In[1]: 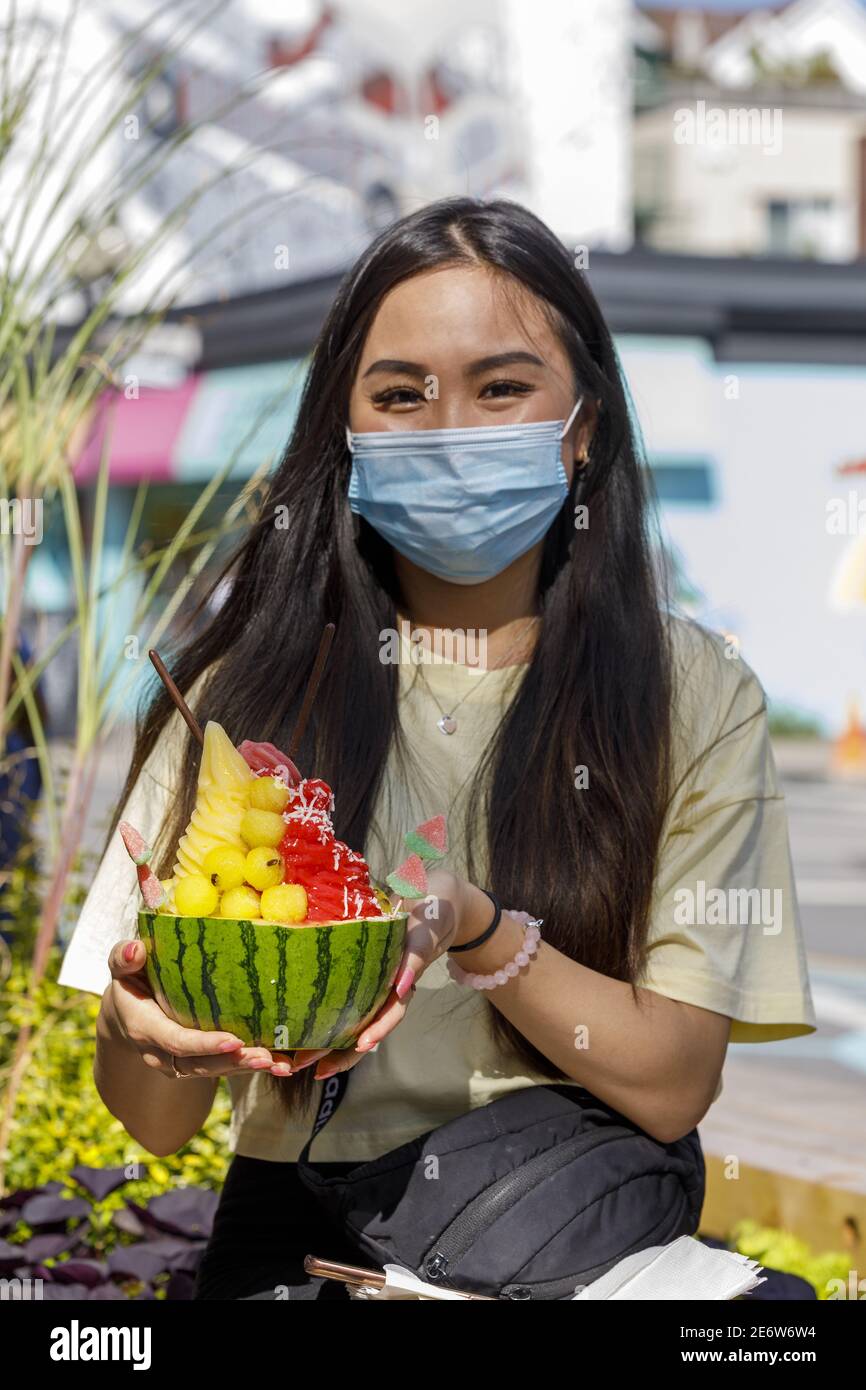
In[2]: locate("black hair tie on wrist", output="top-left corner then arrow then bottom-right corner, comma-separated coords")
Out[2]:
447,889 -> 502,954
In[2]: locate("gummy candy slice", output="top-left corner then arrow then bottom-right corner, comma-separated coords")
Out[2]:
386,854 -> 428,899
119,820 -> 166,909
404,814 -> 448,861
119,820 -> 151,866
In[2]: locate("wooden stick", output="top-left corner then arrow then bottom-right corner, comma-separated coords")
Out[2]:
148,649 -> 204,747
287,622 -> 335,760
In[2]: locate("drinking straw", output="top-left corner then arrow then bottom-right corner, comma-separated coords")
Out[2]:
148,649 -> 204,746
149,625 -> 335,761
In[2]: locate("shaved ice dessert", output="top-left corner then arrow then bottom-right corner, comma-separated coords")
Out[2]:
133,722 -> 404,1049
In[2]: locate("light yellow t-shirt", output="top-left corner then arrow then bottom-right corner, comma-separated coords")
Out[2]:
59,617 -> 816,1162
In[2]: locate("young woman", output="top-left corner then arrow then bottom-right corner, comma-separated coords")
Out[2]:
60,197 -> 815,1301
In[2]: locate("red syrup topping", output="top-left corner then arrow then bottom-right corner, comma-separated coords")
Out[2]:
276,777 -> 384,922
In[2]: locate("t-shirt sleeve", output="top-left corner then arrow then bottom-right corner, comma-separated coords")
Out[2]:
637,646 -> 817,1044
57,719 -> 182,997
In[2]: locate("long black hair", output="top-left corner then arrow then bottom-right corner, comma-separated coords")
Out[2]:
116,197 -> 672,1116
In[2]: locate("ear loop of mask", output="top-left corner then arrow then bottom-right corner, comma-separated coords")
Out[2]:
559,395 -> 584,441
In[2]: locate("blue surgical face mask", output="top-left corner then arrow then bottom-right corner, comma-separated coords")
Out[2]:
346,397 -> 583,584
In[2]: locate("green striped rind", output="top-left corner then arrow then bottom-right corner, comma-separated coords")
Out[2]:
138,911 -> 407,1050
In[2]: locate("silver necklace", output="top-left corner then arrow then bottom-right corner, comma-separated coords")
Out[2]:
415,617 -> 539,734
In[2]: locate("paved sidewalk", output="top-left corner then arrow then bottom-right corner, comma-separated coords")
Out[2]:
701,739 -> 866,1240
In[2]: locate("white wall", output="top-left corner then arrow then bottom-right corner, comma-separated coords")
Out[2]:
619,336 -> 866,731
635,101 -> 866,258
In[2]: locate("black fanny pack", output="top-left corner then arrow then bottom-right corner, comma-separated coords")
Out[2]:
296,1071 -> 705,1301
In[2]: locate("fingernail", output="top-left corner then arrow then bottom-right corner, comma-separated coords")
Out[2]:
395,967 -> 415,1000
270,1063 -> 292,1076
314,1064 -> 339,1080
219,1039 -> 243,1052
246,1058 -> 273,1069
123,943 -> 138,963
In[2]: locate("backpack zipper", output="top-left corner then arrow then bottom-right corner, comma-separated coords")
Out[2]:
421,1127 -> 626,1291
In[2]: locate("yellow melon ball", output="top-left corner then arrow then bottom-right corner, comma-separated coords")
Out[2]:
220,885 -> 262,920
249,776 -> 291,813
174,875 -> 219,917
244,845 -> 285,891
240,808 -> 286,849
260,883 -> 308,924
202,844 -> 246,892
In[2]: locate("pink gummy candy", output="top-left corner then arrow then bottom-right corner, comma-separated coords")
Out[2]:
137,863 -> 166,910
119,820 -> 165,909
237,740 -> 302,786
119,820 -> 150,866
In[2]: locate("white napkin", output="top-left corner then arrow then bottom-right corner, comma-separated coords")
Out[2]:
347,1238 -> 765,1301
571,1236 -> 765,1301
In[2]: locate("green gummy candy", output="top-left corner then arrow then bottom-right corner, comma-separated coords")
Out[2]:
386,871 -> 421,898
404,830 -> 444,860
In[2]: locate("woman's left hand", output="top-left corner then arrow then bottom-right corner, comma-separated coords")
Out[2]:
283,868 -> 484,1081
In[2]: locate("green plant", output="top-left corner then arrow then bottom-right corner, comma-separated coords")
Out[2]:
766,703 -> 824,739
730,1220 -> 852,1300
0,2 -> 305,1187
0,949 -> 230,1243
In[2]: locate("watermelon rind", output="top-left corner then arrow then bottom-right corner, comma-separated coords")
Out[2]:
138,910 -> 407,1050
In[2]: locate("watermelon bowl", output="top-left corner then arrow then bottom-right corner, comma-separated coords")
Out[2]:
138,909 -> 408,1050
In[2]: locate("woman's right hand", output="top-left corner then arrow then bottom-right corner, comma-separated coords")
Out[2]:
103,939 -> 279,1079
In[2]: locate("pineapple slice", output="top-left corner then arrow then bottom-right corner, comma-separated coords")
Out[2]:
173,721 -> 256,882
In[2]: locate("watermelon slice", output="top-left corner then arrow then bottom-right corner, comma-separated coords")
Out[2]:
119,821 -> 166,910
238,740 -> 301,785
139,908 -> 406,1049
404,814 -> 448,861
386,854 -> 428,899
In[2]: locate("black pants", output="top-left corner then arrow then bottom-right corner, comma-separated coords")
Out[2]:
194,1155 -> 369,1300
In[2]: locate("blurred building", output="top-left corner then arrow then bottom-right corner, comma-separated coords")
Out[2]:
503,0 -> 632,249
635,0 -> 866,259
17,0 -> 630,318
9,0 -> 866,736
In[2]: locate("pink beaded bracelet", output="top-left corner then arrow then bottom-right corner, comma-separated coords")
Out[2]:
445,909 -> 542,990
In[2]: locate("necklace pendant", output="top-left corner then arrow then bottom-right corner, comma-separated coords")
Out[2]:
437,714 -> 457,735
